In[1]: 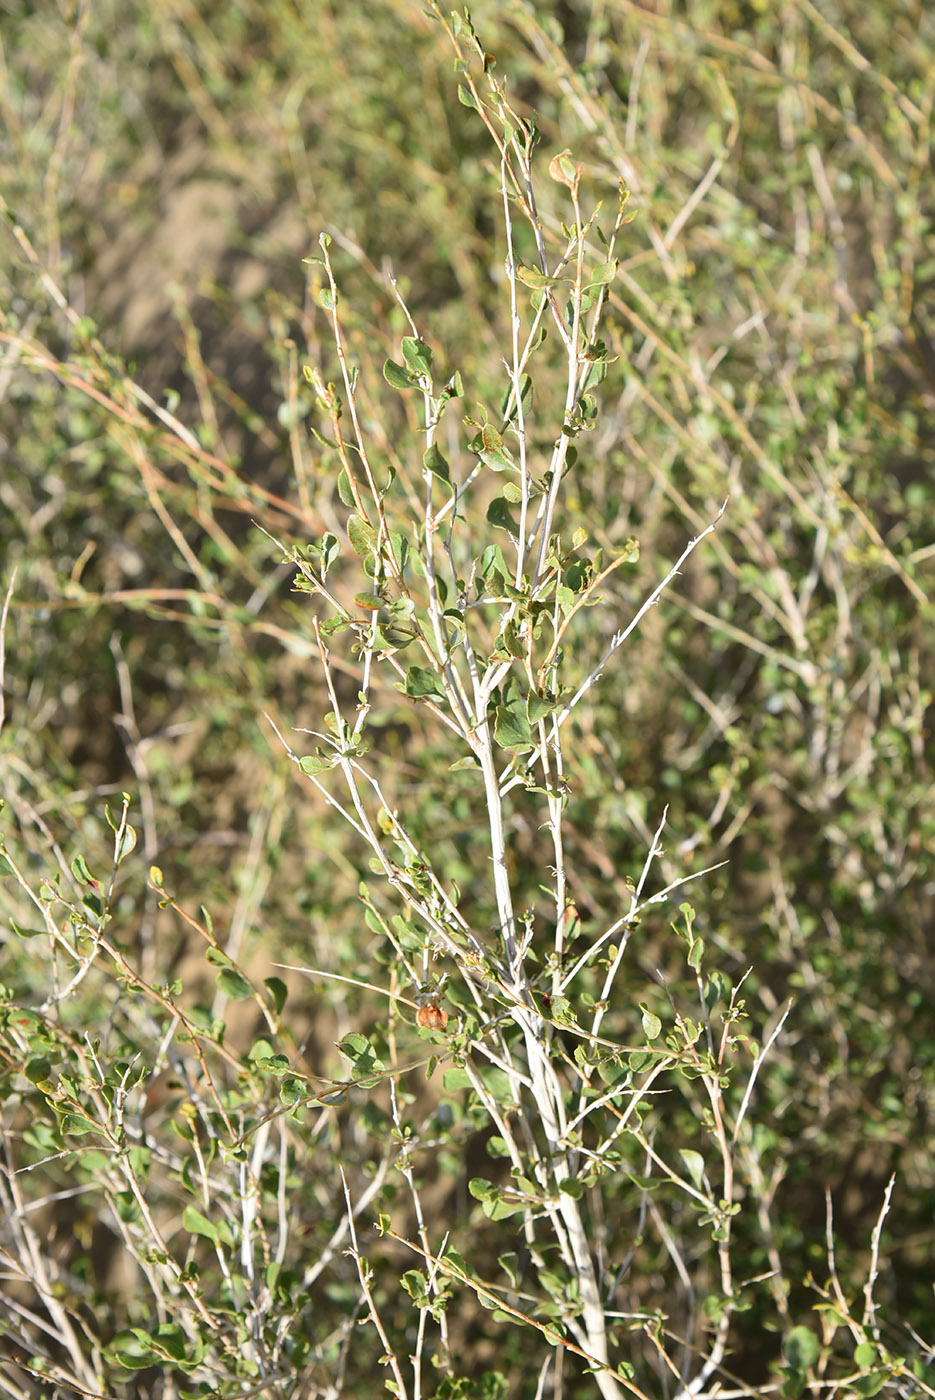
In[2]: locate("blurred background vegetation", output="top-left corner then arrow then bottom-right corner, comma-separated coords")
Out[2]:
1,0 -> 933,1395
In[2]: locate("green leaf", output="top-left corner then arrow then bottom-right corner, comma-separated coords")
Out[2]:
401,336 -> 433,378
443,607 -> 465,643
336,1031 -> 384,1076
182,1205 -> 219,1245
281,1076 -> 306,1106
679,1149 -> 705,1189
216,967 -> 253,1001
549,995 -> 577,1026
587,259 -> 618,286
486,496 -> 519,539
114,1190 -> 142,1224
401,1268 -> 428,1303
347,515 -> 376,556
59,1113 -> 102,1137
784,1326 -> 820,1371
264,977 -> 288,1014
457,83 -> 478,110
481,423 -> 511,462
469,1180 -> 524,1220
624,1172 -> 658,1192
71,853 -> 93,884
853,1375 -> 889,1398
114,817 -> 137,856
404,666 -> 447,700
538,1269 -> 566,1300
387,597 -> 415,623
687,937 -> 705,971
388,529 -> 410,571
374,623 -> 414,651
423,442 -> 451,483
596,1055 -> 628,1086
479,543 -> 508,578
640,1004 -> 662,1040
484,1194 -> 523,1221
383,358 -> 418,389
0,853 -> 13,876
703,970 -> 731,1007
498,622 -> 525,659
319,531 -> 340,574
516,264 -> 564,290
299,753 -> 336,775
337,467 -> 355,506
493,705 -> 533,753
526,692 -> 556,724
10,920 -> 47,938
109,1332 -> 155,1371
24,1056 -> 52,1085
144,1323 -> 187,1362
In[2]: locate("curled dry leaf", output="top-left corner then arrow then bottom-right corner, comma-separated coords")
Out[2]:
416,1002 -> 449,1031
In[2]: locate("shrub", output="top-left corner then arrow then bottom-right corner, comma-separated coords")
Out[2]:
1,3 -> 933,1398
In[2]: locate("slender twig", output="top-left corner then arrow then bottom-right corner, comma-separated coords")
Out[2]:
557,502 -> 728,728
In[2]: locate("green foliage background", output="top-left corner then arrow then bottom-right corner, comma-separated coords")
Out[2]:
1,0 -> 933,1396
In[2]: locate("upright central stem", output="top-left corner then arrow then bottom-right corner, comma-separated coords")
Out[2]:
475,719 -> 623,1399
